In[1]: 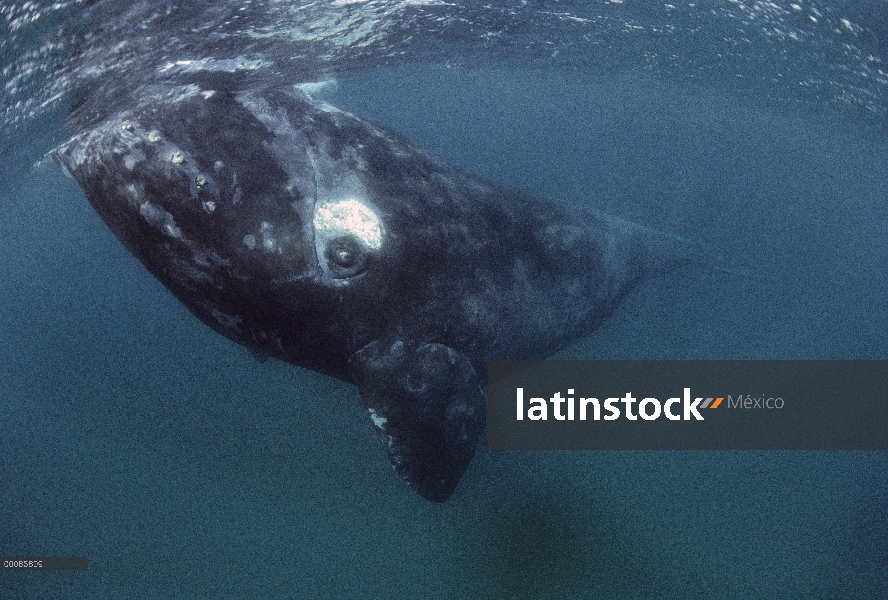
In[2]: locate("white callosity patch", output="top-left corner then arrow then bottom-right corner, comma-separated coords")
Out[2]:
124,147 -> 146,171
313,198 -> 383,250
210,308 -> 243,333
139,201 -> 183,239
367,407 -> 387,430
124,184 -> 142,204
243,222 -> 281,253
260,221 -> 277,252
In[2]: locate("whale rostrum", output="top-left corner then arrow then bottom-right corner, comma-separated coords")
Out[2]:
53,85 -> 687,502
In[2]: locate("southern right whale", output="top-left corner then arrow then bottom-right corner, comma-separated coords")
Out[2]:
52,84 -> 688,502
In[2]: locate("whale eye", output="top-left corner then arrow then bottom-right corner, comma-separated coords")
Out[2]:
324,235 -> 367,278
313,198 -> 383,280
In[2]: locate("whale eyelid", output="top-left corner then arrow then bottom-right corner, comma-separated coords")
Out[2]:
312,198 -> 383,250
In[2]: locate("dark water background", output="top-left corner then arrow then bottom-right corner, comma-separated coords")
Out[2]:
2,1 -> 888,598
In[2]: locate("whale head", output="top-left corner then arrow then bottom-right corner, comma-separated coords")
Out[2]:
54,86 -> 399,374
53,85 -> 489,502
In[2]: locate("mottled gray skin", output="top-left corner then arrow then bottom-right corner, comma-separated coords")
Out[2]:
53,85 -> 685,502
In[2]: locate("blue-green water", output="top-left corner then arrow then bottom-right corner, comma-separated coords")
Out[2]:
2,2 -> 887,598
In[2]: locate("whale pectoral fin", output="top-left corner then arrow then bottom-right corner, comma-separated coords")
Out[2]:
348,339 -> 485,502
